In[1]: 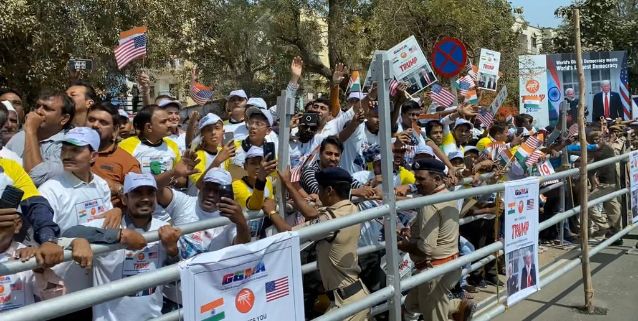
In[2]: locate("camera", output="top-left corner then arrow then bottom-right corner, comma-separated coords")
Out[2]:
301,113 -> 320,126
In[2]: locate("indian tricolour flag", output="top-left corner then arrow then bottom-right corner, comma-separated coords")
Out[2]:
347,70 -> 361,94
464,89 -> 478,105
522,95 -> 541,111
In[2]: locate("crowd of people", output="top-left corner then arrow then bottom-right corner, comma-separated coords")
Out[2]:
0,56 -> 636,321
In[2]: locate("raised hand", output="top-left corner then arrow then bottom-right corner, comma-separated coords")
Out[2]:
332,63 -> 347,85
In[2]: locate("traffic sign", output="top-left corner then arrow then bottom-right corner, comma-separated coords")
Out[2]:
431,37 -> 467,78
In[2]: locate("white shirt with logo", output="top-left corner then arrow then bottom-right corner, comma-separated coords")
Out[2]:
86,218 -> 169,321
0,242 -> 35,312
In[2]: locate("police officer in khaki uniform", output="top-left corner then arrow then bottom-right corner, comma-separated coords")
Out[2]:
272,166 -> 370,321
398,159 -> 472,321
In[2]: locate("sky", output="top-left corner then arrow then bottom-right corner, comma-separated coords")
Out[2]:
510,0 -> 574,28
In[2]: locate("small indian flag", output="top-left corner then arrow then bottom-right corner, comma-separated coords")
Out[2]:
464,89 -> 478,105
200,298 -> 225,321
522,95 -> 541,111
347,70 -> 361,93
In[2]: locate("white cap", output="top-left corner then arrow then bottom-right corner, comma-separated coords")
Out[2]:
1,100 -> 16,113
447,151 -> 463,160
347,92 -> 365,101
118,109 -> 129,119
246,97 -> 267,109
203,168 -> 232,185
269,105 -> 279,121
227,89 -> 247,100
246,106 -> 273,127
245,146 -> 264,159
62,127 -> 100,151
464,146 -> 479,155
157,98 -> 183,109
415,145 -> 435,157
123,172 -> 157,194
570,155 -> 580,163
198,113 -> 222,131
454,118 -> 474,129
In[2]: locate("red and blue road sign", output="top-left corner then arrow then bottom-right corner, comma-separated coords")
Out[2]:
431,37 -> 467,78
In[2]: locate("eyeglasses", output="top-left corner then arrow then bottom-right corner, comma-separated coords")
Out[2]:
247,120 -> 268,128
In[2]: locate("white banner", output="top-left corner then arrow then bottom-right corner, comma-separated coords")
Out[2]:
489,85 -> 508,115
504,177 -> 540,306
519,55 -> 550,128
478,48 -> 501,91
629,151 -> 638,224
388,35 -> 437,95
179,232 -> 304,321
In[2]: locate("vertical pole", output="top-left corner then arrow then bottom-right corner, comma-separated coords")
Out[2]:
574,8 -> 595,313
559,181 -> 566,245
559,100 -> 570,245
376,52 -> 402,321
277,90 -> 292,219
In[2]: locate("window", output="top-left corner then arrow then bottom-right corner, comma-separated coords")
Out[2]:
531,34 -> 538,48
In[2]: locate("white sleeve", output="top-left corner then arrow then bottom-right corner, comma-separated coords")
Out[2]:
38,182 -> 61,222
165,190 -> 198,226
100,180 -> 113,211
323,108 -> 355,136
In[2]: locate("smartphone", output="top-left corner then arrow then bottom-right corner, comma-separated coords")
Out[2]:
301,113 -> 320,126
223,132 -> 234,145
219,184 -> 234,201
263,142 -> 275,162
0,185 -> 24,209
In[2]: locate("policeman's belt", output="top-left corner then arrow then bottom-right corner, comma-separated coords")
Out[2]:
326,279 -> 363,301
415,253 -> 459,271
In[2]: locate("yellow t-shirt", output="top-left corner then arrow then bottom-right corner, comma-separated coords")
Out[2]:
0,158 -> 40,200
232,178 -> 275,211
398,166 -> 416,185
476,136 -> 494,152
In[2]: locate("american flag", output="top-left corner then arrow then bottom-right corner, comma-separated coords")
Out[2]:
265,277 -> 289,302
190,82 -> 214,105
467,64 -> 479,82
389,79 -> 399,96
477,108 -> 494,128
429,84 -> 455,107
619,56 -> 631,120
291,147 -> 319,182
115,34 -> 147,70
567,123 -> 578,138
524,134 -> 541,150
525,150 -> 544,167
456,75 -> 476,96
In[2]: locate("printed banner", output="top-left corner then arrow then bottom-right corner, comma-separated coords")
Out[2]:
490,86 -> 508,115
388,35 -> 437,95
519,55 -> 550,128
629,151 -> 638,224
504,177 -> 540,306
179,232 -> 304,321
478,49 -> 501,91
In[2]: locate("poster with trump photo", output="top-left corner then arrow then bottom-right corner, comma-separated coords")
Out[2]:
179,232 -> 304,321
387,35 -> 437,95
478,48 -> 500,91
504,177 -> 540,306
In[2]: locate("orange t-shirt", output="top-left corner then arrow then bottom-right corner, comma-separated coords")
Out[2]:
92,144 -> 141,208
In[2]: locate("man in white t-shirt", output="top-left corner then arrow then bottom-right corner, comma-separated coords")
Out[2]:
38,127 -> 122,294
79,172 -> 181,321
223,89 -> 248,135
0,101 -> 22,164
157,98 -> 187,153
157,167 -> 250,258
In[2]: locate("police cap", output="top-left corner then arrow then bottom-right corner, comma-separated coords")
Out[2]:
315,167 -> 353,186
412,158 -> 446,174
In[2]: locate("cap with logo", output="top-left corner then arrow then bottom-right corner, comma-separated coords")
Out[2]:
123,172 -> 157,194
203,168 -> 232,185
227,89 -> 248,100
412,158 -> 446,174
62,127 -> 100,152
198,113 -> 223,131
246,106 -> 273,127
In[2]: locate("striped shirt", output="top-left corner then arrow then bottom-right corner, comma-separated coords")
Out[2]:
300,160 -> 362,195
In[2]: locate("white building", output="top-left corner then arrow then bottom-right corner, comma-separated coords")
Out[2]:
512,9 -> 556,55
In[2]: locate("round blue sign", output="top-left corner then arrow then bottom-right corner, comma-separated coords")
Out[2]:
431,37 -> 467,78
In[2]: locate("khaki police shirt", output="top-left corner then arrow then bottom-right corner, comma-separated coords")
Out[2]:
409,190 -> 459,263
294,199 -> 361,291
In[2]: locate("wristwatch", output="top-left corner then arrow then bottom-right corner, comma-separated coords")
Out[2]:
267,210 -> 278,218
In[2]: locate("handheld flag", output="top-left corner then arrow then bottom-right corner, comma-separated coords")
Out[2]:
115,27 -> 147,69
477,108 -> 494,128
347,70 -> 361,94
464,89 -> 478,105
190,82 -> 214,105
429,84 -> 455,107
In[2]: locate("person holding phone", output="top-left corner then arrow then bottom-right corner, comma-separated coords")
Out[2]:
187,113 -> 235,196
230,106 -> 278,180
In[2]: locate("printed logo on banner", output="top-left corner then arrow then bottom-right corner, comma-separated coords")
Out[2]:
235,288 -> 255,313
518,201 -> 524,214
507,202 -> 516,215
525,80 -> 540,93
265,276 -> 289,302
221,261 -> 266,287
514,187 -> 529,196
200,298 -> 225,321
526,199 -> 535,210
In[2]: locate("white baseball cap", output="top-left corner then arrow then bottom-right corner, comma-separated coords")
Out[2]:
157,98 -> 183,109
246,106 -> 273,127
227,89 -> 247,100
118,109 -> 129,119
415,145 -> 435,157
447,151 -> 464,161
0,101 -> 18,124
198,113 -> 222,131
62,127 -> 100,151
245,146 -> 264,159
347,92 -> 365,101
454,118 -> 474,129
246,97 -> 267,109
123,172 -> 157,194
464,146 -> 479,155
203,168 -> 232,185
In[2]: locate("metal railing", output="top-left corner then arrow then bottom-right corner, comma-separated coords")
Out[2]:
0,152 -> 630,321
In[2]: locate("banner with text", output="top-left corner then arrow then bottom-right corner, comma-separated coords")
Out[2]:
478,49 -> 501,91
519,55 -> 550,128
629,151 -> 638,224
388,35 -> 437,95
504,177 -> 540,306
179,232 -> 304,321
